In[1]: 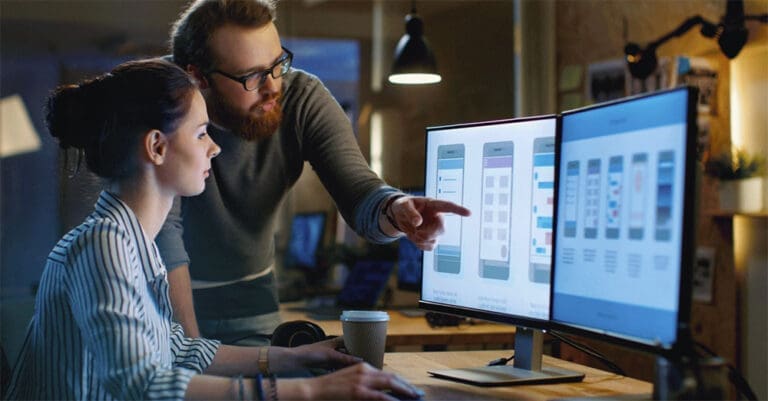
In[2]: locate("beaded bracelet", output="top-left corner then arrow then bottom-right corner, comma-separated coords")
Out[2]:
266,374 -> 278,401
382,194 -> 406,232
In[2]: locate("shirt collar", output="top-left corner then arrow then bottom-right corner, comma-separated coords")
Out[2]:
93,191 -> 165,280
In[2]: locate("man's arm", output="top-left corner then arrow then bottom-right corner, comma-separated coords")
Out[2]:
168,264 -> 200,337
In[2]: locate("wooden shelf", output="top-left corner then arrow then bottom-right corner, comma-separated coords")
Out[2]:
704,210 -> 768,219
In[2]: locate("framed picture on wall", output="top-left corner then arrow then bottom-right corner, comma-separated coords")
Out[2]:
627,57 -> 672,95
585,59 -> 626,104
671,56 -> 718,114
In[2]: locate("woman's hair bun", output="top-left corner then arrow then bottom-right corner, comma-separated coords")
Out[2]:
44,59 -> 196,180
45,77 -> 110,151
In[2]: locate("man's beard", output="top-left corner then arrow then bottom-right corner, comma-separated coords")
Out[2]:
207,88 -> 283,141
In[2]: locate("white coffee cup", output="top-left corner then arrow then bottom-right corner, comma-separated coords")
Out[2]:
340,310 -> 389,369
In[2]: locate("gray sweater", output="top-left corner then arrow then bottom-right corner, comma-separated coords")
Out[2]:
156,69 -> 399,318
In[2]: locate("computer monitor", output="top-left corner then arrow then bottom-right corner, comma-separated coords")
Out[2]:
420,116 -> 584,385
284,212 -> 327,271
397,188 -> 425,292
551,87 -> 697,395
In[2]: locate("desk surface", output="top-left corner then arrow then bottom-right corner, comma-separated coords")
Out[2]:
384,350 -> 652,400
280,303 -> 516,347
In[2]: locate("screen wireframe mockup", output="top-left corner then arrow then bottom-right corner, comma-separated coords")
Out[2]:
422,116 -> 557,323
552,87 -> 695,349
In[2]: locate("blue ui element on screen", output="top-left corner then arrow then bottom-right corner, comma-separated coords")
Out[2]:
553,88 -> 691,348
435,145 -> 465,274
285,212 -> 326,270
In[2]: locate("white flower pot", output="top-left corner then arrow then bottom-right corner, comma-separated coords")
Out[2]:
718,177 -> 764,213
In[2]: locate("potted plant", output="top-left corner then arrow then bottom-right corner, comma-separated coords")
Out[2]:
704,148 -> 766,212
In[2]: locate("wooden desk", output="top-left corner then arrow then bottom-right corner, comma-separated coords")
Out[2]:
384,350 -> 652,400
280,303 -> 516,348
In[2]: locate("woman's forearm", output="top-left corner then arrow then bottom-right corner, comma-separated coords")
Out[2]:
204,344 -> 262,376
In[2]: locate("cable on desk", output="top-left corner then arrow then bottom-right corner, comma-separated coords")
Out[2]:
694,341 -> 757,401
487,355 -> 514,366
549,330 -> 626,376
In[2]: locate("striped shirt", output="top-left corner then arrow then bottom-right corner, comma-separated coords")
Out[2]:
6,191 -> 220,400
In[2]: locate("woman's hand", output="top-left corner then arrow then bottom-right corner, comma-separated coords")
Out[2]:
269,337 -> 362,372
279,363 -> 423,401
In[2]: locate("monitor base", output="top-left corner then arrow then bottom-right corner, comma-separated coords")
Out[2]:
551,394 -> 651,401
429,364 -> 585,386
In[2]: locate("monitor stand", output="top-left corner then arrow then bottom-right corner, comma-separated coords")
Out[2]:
428,326 -> 585,386
551,355 -> 728,401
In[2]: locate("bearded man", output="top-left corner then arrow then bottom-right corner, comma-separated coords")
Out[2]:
157,0 -> 470,344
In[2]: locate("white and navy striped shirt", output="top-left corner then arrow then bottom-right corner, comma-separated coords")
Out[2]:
6,191 -> 220,400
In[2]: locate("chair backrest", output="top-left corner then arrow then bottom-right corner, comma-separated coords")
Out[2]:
1,343 -> 10,399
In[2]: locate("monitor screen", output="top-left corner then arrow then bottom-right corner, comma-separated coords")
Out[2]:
284,212 -> 327,270
337,260 -> 396,308
419,116 -> 584,386
420,116 -> 557,327
397,188 -> 425,292
551,87 -> 697,352
397,238 -> 423,292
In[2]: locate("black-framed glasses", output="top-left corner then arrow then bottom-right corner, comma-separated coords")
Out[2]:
208,47 -> 293,91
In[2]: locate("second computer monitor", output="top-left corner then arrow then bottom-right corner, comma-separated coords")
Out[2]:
421,116 -> 557,326
551,86 -> 698,354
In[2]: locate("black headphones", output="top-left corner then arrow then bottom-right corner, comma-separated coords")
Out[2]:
425,312 -> 469,328
270,320 -> 327,347
227,320 -> 328,347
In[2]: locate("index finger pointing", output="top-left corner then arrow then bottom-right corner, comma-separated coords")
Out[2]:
426,200 -> 471,216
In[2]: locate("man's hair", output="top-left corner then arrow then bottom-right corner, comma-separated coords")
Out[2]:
171,0 -> 277,72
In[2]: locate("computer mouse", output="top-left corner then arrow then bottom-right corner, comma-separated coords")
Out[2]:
385,390 -> 424,401
386,385 -> 425,401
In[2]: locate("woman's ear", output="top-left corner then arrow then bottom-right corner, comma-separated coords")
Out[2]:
186,64 -> 209,89
144,129 -> 168,165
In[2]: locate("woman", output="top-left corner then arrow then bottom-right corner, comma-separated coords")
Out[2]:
5,59 -> 420,401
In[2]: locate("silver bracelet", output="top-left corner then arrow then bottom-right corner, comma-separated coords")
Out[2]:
236,375 -> 245,401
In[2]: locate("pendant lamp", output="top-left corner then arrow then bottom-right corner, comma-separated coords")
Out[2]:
388,2 -> 441,85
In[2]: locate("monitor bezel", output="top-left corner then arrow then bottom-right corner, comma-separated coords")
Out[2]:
548,86 -> 698,357
418,114 -> 558,331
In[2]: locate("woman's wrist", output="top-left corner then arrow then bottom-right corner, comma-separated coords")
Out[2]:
263,346 -> 292,374
277,378 -> 312,400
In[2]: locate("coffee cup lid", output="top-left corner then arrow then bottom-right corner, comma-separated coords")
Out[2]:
340,310 -> 390,322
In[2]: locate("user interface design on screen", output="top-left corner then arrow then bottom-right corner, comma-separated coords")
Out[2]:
423,117 -> 557,321
552,88 -> 693,348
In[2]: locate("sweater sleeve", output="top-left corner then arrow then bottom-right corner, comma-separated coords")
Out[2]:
291,73 -> 400,243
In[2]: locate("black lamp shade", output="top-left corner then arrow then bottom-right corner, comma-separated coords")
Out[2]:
388,13 -> 441,84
